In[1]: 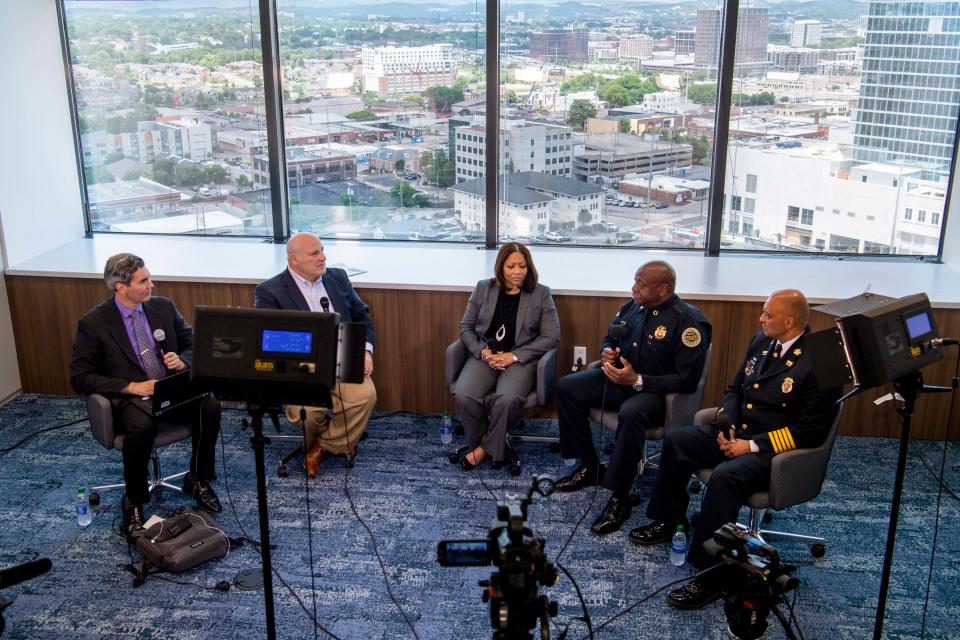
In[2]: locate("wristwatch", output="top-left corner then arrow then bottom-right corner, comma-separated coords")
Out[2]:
512,354 -> 519,363
632,375 -> 644,391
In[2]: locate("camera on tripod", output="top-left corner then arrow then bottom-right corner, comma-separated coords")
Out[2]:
704,523 -> 800,640
437,476 -> 558,640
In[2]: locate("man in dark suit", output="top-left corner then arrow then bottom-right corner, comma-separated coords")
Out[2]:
254,232 -> 377,476
554,260 -> 712,536
630,289 -> 842,610
70,253 -> 221,538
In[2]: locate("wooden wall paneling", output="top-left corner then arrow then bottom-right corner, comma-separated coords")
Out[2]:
6,274 -> 959,439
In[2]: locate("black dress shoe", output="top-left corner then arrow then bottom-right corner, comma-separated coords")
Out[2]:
182,473 -> 223,513
460,456 -> 476,472
121,494 -> 145,539
666,576 -> 723,610
590,495 -> 632,535
555,463 -> 606,493
628,521 -> 677,546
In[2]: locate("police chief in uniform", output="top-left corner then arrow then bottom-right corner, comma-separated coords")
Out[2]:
629,289 -> 842,610
554,260 -> 712,536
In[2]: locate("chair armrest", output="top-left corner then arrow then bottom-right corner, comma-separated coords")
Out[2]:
535,348 -> 557,405
86,394 -> 117,450
586,359 -> 601,371
694,407 -> 718,427
768,427 -> 838,510
444,339 -> 469,391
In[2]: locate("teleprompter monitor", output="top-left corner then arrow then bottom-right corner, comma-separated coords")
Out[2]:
191,306 -> 343,408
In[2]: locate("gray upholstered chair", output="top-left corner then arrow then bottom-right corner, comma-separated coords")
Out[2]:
444,338 -> 557,475
692,404 -> 844,557
588,343 -> 712,489
86,393 -> 190,505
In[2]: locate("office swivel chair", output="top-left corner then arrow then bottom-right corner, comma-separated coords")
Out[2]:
85,393 -> 189,506
692,404 -> 844,557
444,338 -> 558,476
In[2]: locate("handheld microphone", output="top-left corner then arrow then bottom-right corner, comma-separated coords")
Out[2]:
715,413 -> 733,436
152,328 -> 167,354
608,324 -> 627,368
0,558 -> 52,589
319,296 -> 330,313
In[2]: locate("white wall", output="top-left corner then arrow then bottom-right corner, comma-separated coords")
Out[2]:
0,1 -> 85,268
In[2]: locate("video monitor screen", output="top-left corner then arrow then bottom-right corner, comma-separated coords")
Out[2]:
261,329 -> 312,355
903,311 -> 933,341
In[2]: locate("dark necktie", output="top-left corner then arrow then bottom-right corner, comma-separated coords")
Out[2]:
133,309 -> 166,380
759,342 -> 781,375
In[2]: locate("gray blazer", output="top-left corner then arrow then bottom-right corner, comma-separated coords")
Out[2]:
459,279 -> 560,365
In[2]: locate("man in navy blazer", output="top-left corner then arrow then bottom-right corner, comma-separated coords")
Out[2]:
254,233 -> 377,476
70,254 -> 221,537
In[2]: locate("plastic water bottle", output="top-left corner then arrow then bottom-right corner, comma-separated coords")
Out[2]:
440,412 -> 453,445
76,486 -> 92,527
670,525 -> 687,566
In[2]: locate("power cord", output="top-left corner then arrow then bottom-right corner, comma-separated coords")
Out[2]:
336,382 -> 422,640
0,417 -> 87,453
555,561 -> 593,640
216,419 -> 343,640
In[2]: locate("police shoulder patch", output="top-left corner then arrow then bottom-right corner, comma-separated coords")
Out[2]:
681,327 -> 702,348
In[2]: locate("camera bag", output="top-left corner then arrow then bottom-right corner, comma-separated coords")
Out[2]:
134,508 -> 229,573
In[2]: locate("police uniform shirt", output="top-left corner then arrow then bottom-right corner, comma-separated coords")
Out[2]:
602,294 -> 711,396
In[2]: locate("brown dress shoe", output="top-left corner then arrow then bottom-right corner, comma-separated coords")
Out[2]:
303,440 -> 324,477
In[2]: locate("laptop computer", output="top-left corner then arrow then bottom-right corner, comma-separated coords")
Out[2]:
136,370 -> 209,417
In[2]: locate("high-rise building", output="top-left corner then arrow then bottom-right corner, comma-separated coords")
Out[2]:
618,35 -> 654,63
791,20 -> 823,47
453,120 -> 573,183
361,44 -> 456,98
768,46 -> 820,74
529,29 -> 589,61
695,8 -> 769,77
853,1 -> 960,171
674,30 -> 696,57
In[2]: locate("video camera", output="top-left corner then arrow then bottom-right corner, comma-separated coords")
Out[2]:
437,476 -> 558,640
704,523 -> 800,640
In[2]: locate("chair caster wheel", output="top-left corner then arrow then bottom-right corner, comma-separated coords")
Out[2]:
277,464 -> 288,478
89,492 -> 101,507
762,511 -> 773,524
510,464 -> 521,477
811,543 -> 826,558
689,480 -> 702,494
448,452 -> 461,464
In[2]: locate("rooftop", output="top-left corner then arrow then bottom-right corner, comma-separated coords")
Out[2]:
451,171 -> 603,206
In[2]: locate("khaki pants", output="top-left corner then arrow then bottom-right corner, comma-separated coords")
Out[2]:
285,376 -> 377,455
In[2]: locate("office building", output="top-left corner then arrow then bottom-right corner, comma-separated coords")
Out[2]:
695,8 -> 769,77
529,29 -> 589,62
618,35 -> 654,63
852,0 -> 960,172
361,44 -> 456,98
768,46 -> 821,74
674,30 -> 696,56
453,120 -> 573,182
791,20 -> 823,47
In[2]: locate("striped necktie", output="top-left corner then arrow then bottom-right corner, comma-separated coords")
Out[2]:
133,309 -> 166,380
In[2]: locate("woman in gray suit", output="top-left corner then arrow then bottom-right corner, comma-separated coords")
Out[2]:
455,243 -> 560,470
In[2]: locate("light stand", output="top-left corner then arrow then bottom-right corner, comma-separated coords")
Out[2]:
872,372 -> 950,640
246,404 -> 279,640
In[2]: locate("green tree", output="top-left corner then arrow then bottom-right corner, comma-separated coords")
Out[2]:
394,159 -> 405,173
413,193 -> 430,208
618,119 -> 632,133
566,99 -> 597,132
599,82 -> 633,108
425,84 -> 464,114
391,180 -> 417,207
236,175 -> 251,188
687,83 -> 718,105
346,110 -> 378,121
427,149 -> 455,188
578,209 -> 593,226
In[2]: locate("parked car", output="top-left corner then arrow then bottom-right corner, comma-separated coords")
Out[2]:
599,221 -> 619,232
543,231 -> 571,242
654,201 -> 668,209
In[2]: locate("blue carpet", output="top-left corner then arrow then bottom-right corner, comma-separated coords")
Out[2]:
0,395 -> 957,639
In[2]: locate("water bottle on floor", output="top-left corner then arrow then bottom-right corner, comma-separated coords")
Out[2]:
440,412 -> 453,445
670,525 -> 687,566
76,486 -> 92,527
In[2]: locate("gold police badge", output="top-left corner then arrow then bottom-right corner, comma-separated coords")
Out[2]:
793,348 -> 802,356
781,377 -> 794,394
681,327 -> 701,347
654,325 -> 668,340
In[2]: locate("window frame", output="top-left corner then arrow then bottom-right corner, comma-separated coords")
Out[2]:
59,0 -> 959,260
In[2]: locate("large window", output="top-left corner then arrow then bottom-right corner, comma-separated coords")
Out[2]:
277,1 -> 485,242
62,1 -> 958,257
721,1 -> 959,255
64,0 -> 274,237
496,2 -> 716,248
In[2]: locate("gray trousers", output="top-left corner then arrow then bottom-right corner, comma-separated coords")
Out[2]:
454,357 -> 536,462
